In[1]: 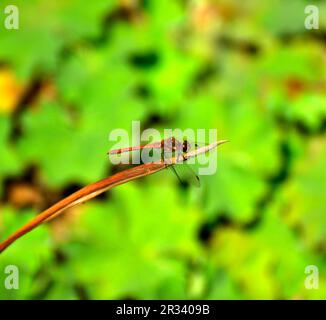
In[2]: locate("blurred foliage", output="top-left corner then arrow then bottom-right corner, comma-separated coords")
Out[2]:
0,0 -> 326,299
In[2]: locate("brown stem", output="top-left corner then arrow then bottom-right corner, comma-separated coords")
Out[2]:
0,140 -> 228,254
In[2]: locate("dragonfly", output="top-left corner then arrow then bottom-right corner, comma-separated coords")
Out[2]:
108,137 -> 201,187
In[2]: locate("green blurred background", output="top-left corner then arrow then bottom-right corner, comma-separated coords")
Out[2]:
0,0 -> 326,299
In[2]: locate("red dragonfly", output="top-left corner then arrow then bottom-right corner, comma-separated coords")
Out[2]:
108,137 -> 201,187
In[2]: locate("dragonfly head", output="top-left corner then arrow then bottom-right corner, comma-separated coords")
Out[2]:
182,140 -> 191,153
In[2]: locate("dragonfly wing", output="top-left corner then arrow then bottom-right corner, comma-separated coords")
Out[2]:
164,153 -> 200,188
109,141 -> 163,155
178,162 -> 201,187
169,165 -> 184,185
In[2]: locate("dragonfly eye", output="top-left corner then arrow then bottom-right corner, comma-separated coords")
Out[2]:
183,141 -> 189,153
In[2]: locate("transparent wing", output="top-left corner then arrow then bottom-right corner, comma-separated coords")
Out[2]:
164,152 -> 200,188
174,162 -> 201,187
169,165 -> 184,185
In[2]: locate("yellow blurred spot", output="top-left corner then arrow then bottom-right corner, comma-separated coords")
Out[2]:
0,68 -> 23,114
